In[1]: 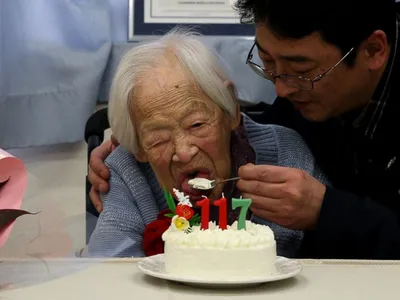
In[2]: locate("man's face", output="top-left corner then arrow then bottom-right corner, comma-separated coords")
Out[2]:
255,24 -> 377,121
132,66 -> 239,203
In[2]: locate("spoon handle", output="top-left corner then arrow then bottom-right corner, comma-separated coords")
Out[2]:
219,176 -> 241,184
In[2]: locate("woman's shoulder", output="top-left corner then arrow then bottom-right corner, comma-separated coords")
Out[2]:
105,146 -> 149,182
105,145 -> 136,169
241,113 -> 314,166
104,146 -> 162,197
104,146 -> 135,178
241,113 -> 303,143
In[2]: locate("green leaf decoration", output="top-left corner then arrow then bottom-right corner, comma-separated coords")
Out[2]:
164,213 -> 175,218
189,214 -> 201,226
163,187 -> 176,213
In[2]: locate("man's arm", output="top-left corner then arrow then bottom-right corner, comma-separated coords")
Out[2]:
300,188 -> 400,259
258,98 -> 400,259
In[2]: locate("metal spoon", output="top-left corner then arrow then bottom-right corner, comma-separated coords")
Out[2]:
188,177 -> 241,190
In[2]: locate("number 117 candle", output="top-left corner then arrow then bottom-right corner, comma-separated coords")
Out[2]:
213,194 -> 227,230
196,197 -> 210,230
232,197 -> 252,230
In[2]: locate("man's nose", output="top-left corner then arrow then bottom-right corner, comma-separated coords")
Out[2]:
275,78 -> 298,99
172,137 -> 198,163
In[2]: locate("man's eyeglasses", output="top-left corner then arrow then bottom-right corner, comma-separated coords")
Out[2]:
246,42 -> 354,91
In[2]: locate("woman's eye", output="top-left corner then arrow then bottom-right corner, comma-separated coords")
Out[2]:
152,140 -> 168,147
191,122 -> 204,129
145,138 -> 168,149
188,121 -> 211,137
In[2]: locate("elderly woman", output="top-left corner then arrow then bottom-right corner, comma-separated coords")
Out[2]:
87,29 -> 330,258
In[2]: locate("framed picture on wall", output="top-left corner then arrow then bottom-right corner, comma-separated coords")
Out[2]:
128,0 -> 255,40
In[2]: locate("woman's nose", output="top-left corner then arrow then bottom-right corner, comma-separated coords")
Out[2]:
275,78 -> 298,99
172,137 -> 198,163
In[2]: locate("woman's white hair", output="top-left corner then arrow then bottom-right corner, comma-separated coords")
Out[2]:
108,27 -> 238,154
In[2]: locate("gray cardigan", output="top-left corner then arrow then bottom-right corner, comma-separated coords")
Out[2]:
88,115 -> 330,258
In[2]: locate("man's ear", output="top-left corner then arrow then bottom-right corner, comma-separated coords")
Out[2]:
364,30 -> 389,71
222,80 -> 241,129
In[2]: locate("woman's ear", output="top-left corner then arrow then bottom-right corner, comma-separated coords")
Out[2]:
222,80 -> 241,129
232,103 -> 242,129
223,80 -> 235,97
134,147 -> 148,162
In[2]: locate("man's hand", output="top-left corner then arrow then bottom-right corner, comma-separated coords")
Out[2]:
237,163 -> 326,230
88,135 -> 118,213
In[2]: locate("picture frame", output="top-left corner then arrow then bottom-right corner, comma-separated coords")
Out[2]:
128,0 -> 255,41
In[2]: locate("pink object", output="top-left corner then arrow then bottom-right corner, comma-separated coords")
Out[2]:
0,148 -> 27,248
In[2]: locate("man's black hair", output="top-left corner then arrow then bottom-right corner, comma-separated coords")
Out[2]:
235,0 -> 397,65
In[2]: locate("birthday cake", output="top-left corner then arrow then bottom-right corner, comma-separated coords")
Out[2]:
160,188 -> 277,279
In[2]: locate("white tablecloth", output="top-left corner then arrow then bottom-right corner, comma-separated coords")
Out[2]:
1,258 -> 399,299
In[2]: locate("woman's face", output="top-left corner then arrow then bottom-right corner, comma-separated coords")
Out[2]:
131,67 -> 240,202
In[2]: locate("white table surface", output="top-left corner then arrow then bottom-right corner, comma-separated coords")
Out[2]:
1,258 -> 400,300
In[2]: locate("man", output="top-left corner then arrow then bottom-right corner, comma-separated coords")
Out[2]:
88,0 -> 400,259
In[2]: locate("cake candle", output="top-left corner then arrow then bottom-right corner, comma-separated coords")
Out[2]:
213,194 -> 227,230
196,197 -> 210,230
232,197 -> 252,230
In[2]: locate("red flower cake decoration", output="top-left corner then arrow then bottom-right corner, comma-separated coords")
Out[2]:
142,187 -> 200,256
170,188 -> 200,233
176,205 -> 194,220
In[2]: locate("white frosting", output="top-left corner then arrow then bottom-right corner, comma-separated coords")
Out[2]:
162,220 -> 275,249
187,178 -> 215,190
162,220 -> 277,279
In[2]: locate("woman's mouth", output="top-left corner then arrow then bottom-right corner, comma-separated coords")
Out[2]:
180,169 -> 212,199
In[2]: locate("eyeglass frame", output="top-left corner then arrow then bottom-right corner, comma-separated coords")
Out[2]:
246,42 -> 355,91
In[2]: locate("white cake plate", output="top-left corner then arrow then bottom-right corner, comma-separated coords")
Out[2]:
137,254 -> 302,288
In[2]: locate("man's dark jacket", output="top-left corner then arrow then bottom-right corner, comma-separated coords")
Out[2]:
249,12 -> 400,259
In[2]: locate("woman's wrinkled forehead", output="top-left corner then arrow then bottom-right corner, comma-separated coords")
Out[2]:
132,69 -> 214,119
138,79 -> 196,106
